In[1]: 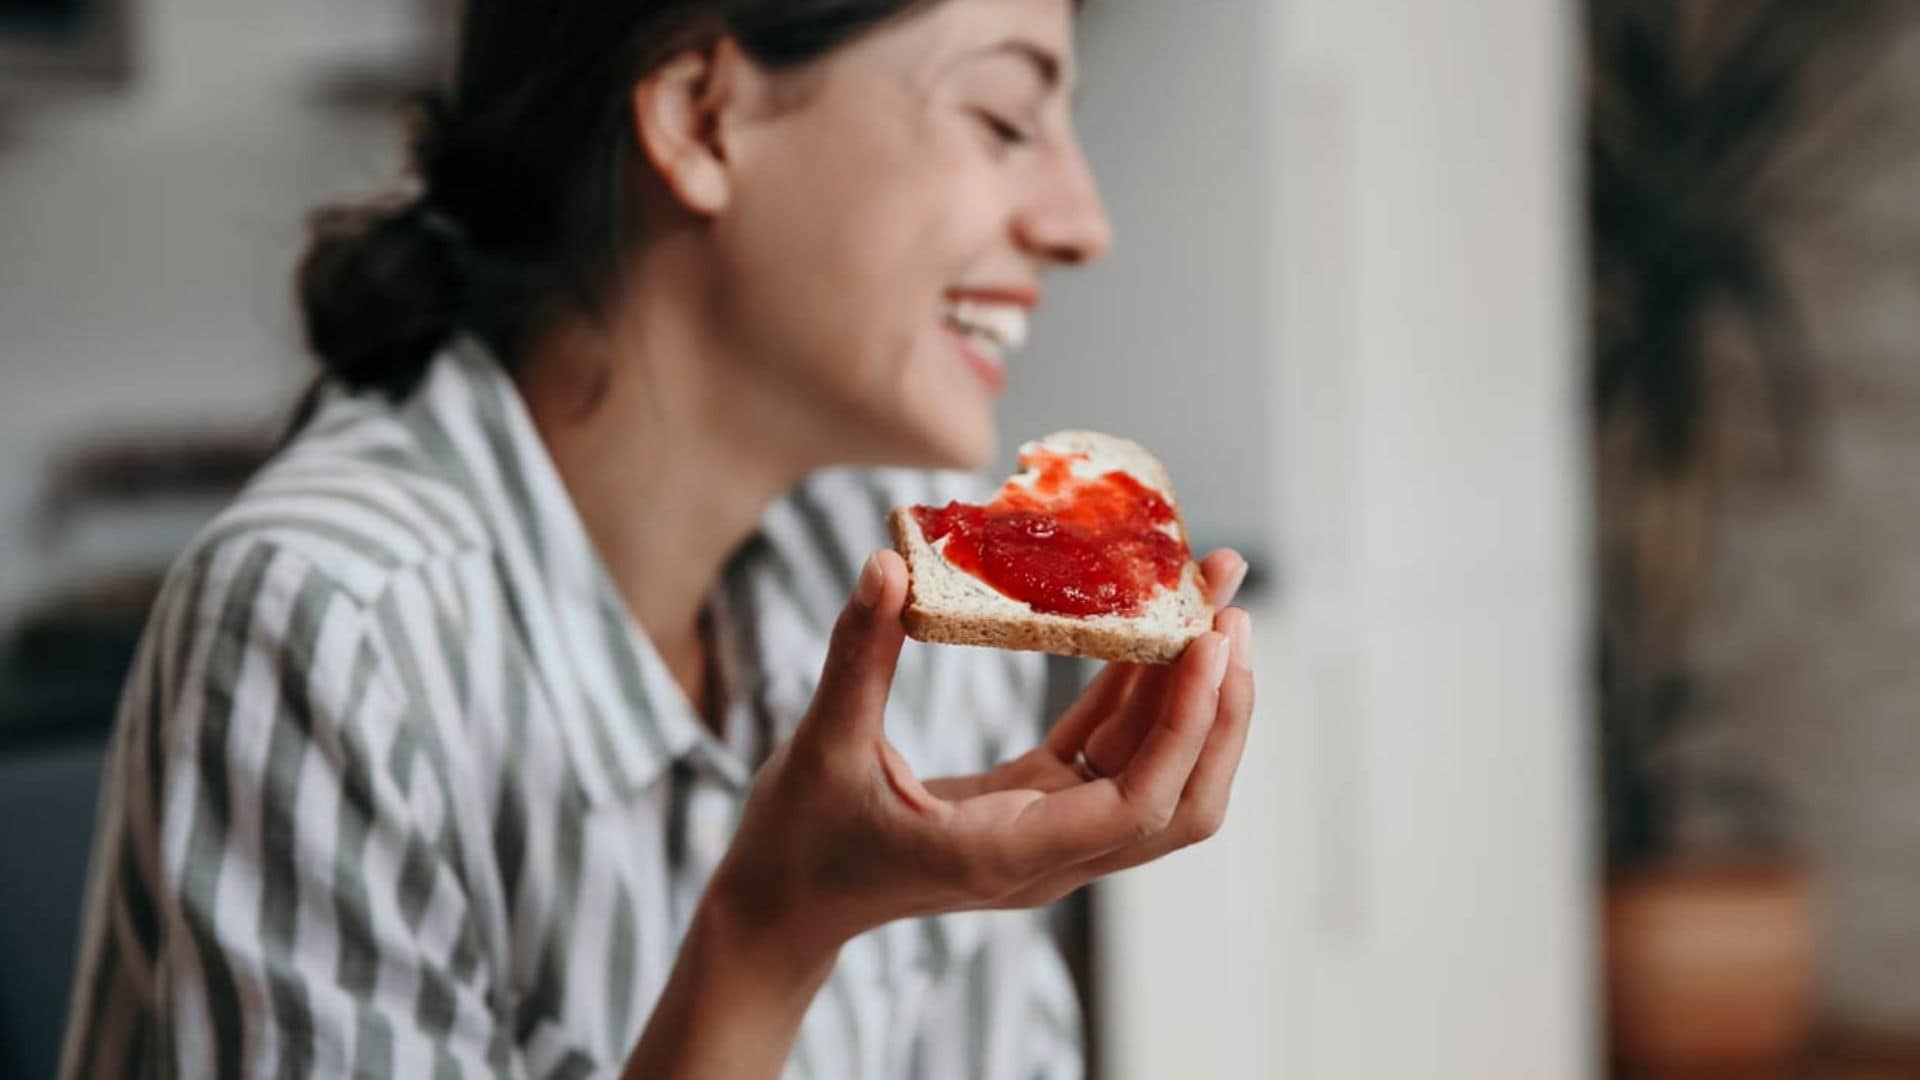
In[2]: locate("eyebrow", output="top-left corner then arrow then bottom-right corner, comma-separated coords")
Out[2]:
964,37 -> 1070,95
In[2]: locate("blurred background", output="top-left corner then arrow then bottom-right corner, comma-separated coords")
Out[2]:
3,0 -> 1918,1076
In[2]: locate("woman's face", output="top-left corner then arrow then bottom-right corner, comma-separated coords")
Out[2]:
710,0 -> 1111,471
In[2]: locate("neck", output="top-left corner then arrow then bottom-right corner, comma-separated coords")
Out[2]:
515,265 -> 820,679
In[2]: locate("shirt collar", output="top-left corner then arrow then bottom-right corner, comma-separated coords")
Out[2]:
407,335 -> 760,801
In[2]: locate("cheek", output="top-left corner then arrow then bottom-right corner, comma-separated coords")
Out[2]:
725,120 -> 998,402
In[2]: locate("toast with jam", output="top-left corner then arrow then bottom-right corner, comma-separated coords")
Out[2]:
888,430 -> 1211,664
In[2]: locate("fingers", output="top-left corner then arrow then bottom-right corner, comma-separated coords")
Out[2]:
962,632 -> 1231,878
1046,550 -> 1244,773
1041,661 -> 1139,762
1178,608 -> 1255,837
1114,631 -> 1231,812
1080,602 -> 1246,777
1078,665 -> 1171,777
1199,548 -> 1249,609
993,611 -> 1258,907
803,550 -> 908,745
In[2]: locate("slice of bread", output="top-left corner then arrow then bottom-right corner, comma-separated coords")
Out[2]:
888,430 -> 1211,664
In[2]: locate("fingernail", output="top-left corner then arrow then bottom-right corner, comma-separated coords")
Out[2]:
854,552 -> 884,610
1225,558 -> 1250,601
1229,612 -> 1252,670
1206,632 -> 1231,686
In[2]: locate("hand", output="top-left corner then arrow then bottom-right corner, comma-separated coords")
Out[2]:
922,549 -> 1255,905
700,548 -> 1255,969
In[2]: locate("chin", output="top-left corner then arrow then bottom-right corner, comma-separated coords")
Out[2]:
935,428 -> 998,472
838,343 -> 1001,470
876,410 -> 998,472
907,427 -> 997,473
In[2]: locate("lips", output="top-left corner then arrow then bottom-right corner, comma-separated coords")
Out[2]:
941,288 -> 1034,392
946,323 -> 1009,393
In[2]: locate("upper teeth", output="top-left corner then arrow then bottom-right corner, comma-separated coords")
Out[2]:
944,298 -> 1029,354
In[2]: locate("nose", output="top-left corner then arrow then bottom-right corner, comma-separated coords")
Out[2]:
1014,137 -> 1114,267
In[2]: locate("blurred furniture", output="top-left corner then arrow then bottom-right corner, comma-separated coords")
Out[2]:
1613,1029 -> 1920,1079
0,0 -> 134,91
0,736 -> 107,1080
1607,864 -> 1816,1070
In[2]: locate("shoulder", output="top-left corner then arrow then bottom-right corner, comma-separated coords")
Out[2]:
181,397 -> 491,608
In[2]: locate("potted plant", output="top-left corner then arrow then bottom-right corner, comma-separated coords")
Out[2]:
1586,0 -> 1907,1068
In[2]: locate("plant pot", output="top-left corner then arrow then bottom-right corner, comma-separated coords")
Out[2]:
1605,861 -> 1816,1070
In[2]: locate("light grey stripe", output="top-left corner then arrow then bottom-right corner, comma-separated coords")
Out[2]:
255,567 -> 346,1075
254,471 -> 441,552
604,883 -> 638,1061
492,701 -> 530,925
761,502 -> 849,632
363,593 -> 484,1049
787,479 -> 862,595
177,541 -> 279,1079
353,444 -> 489,547
592,597 -> 673,764
967,941 -> 994,1079
515,793 -> 585,1043
467,373 -> 551,568
325,635 -> 399,1077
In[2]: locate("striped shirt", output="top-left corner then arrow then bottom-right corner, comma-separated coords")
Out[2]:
61,337 -> 1084,1078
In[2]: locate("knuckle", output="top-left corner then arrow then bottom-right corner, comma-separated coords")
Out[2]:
1131,803 -> 1174,842
1186,803 -> 1227,844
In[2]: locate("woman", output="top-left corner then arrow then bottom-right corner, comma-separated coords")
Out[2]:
62,0 -> 1255,1075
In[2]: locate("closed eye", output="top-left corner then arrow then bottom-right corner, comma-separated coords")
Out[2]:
971,108 -> 1033,150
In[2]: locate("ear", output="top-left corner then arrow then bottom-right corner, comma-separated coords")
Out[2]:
631,38 -> 753,217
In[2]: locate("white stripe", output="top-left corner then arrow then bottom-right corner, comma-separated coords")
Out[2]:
221,489 -> 431,566
156,537 -> 257,1072
629,786 -> 678,1029
272,451 -> 490,549
212,549 -> 312,1070
758,500 -> 847,623
251,469 -> 455,559
917,968 -> 967,1080
564,825 -> 620,1057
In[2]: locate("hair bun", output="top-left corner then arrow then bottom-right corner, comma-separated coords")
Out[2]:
296,195 -> 471,400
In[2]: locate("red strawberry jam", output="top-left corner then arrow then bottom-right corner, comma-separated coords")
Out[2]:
912,448 -> 1188,617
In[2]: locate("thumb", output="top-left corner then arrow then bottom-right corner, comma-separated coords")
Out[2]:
804,549 -> 909,744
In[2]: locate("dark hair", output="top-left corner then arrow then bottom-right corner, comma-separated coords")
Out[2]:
296,0 -> 949,402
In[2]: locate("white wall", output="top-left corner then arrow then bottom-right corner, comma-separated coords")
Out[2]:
1093,0 -> 1596,1076
998,0 -> 1272,557
0,0 -> 415,611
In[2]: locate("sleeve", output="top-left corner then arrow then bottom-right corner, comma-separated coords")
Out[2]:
907,910 -> 1086,1080
61,539 -> 518,1078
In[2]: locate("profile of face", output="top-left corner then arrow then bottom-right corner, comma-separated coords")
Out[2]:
636,0 -> 1112,472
